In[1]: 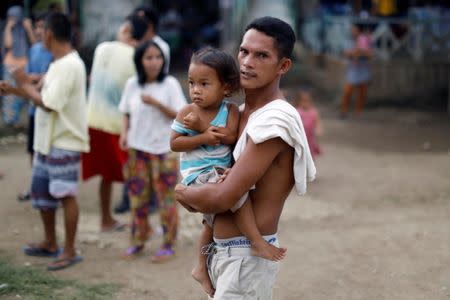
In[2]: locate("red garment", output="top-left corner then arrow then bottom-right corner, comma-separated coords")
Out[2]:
297,107 -> 321,159
82,128 -> 128,182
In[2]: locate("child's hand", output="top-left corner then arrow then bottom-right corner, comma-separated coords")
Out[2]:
183,112 -> 207,132
141,94 -> 161,107
216,168 -> 231,183
202,126 -> 225,146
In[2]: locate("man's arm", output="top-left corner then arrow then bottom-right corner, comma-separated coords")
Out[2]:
0,81 -> 28,98
175,136 -> 287,213
12,68 -> 51,111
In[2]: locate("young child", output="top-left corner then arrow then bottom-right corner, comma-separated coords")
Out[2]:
170,47 -> 286,297
356,27 -> 371,52
296,89 -> 322,160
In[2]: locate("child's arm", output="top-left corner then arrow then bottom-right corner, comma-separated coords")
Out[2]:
170,105 -> 224,152
214,103 -> 239,145
119,114 -> 130,150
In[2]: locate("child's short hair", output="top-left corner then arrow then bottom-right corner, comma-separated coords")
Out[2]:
190,46 -> 240,96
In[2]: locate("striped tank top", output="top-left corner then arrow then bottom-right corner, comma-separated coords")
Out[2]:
171,101 -> 232,185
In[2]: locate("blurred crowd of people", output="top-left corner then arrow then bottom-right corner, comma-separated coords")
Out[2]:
0,3 -> 188,270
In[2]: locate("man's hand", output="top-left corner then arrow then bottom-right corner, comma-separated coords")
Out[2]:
22,18 -> 33,32
28,73 -> 43,84
12,68 -> 32,86
216,168 -> 231,183
6,18 -> 16,29
201,126 -> 225,146
0,81 -> 13,95
183,112 -> 207,132
175,184 -> 197,212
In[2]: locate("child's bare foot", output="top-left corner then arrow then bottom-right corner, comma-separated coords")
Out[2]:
251,239 -> 287,261
191,265 -> 215,297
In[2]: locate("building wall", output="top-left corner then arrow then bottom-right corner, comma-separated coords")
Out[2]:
305,54 -> 449,107
80,0 -> 141,46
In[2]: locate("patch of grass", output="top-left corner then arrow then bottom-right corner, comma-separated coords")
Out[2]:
0,259 -> 119,300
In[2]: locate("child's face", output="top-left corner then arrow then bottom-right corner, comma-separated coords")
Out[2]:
298,92 -> 312,108
142,45 -> 164,82
351,25 -> 360,38
188,63 -> 228,109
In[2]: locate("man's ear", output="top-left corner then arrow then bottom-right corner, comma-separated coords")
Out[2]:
45,29 -> 53,42
277,58 -> 292,76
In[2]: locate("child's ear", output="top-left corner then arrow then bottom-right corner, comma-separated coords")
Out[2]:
223,85 -> 231,98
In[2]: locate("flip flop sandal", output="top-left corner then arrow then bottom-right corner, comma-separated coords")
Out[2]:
47,255 -> 83,271
23,245 -> 62,257
151,247 -> 175,263
123,245 -> 144,259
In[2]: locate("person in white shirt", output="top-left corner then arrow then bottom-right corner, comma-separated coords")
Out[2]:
119,39 -> 187,262
114,6 -> 172,214
10,13 -> 89,271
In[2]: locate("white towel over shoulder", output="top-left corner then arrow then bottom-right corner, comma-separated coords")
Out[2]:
233,99 -> 316,196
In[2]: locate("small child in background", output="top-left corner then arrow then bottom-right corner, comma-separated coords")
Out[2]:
296,89 -> 322,160
356,29 -> 371,51
171,47 -> 286,297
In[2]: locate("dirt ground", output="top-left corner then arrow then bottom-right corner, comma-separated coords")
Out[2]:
0,103 -> 449,300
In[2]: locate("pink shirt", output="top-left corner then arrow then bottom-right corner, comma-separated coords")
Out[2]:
297,107 -> 321,159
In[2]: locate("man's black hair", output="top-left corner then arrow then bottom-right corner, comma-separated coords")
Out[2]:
126,14 -> 149,41
133,4 -> 159,30
245,16 -> 296,59
35,12 -> 48,23
45,12 -> 71,42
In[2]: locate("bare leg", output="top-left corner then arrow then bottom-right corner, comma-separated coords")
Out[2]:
28,209 -> 58,251
46,197 -> 80,269
60,196 -> 79,258
234,199 -> 286,261
355,83 -> 368,114
192,224 -> 215,297
340,83 -> 354,116
99,178 -> 118,230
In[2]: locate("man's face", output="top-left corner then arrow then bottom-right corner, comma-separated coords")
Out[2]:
237,29 -> 283,90
43,27 -> 52,50
34,20 -> 45,41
